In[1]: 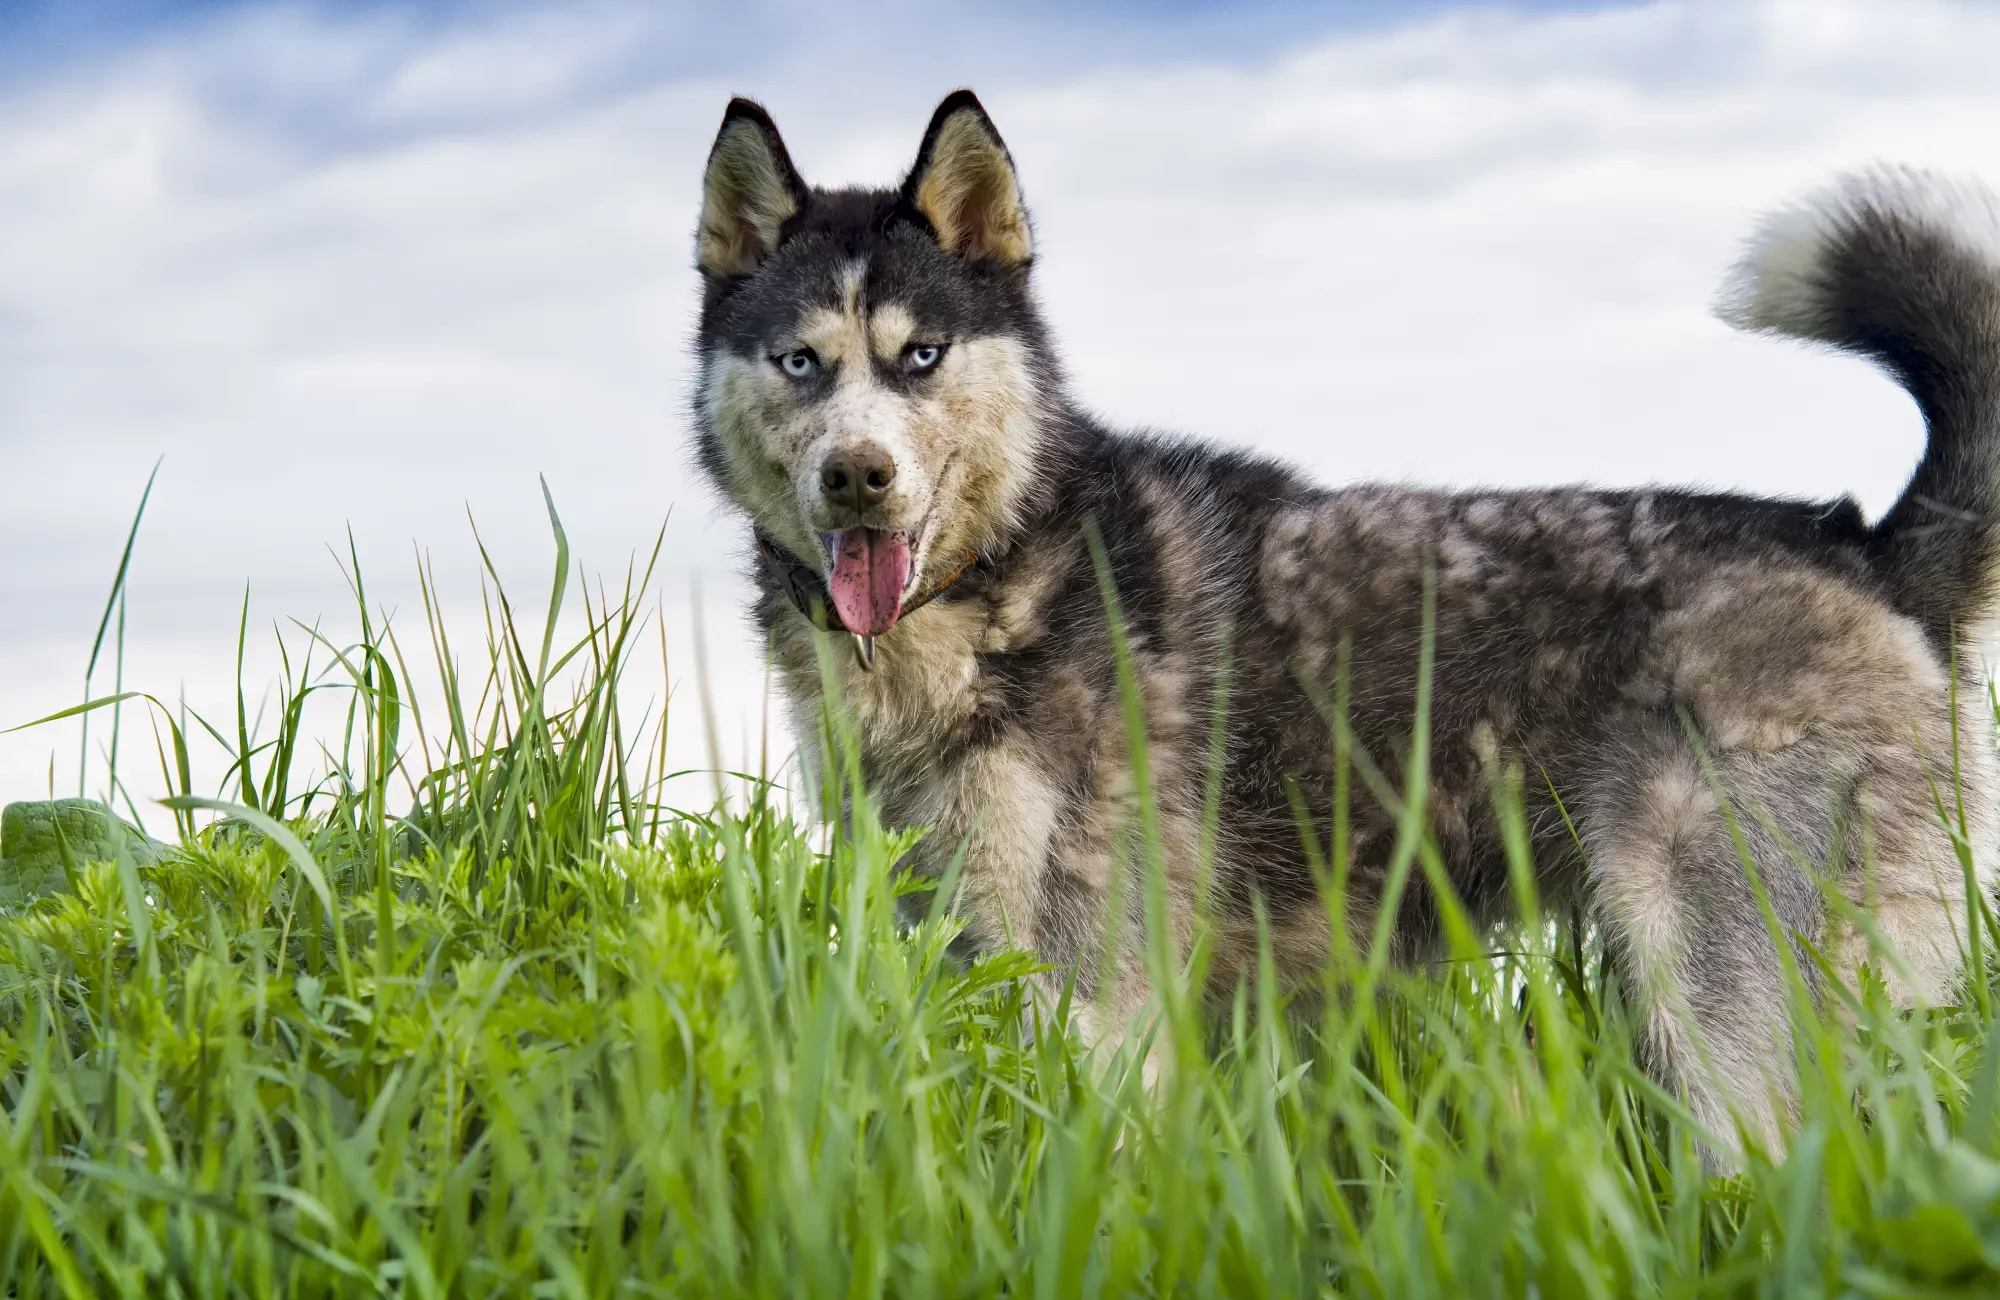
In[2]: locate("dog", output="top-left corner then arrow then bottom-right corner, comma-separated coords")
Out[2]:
690,88 -> 2000,1154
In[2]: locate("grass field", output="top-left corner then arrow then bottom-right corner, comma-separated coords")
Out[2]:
7,504 -> 2000,1298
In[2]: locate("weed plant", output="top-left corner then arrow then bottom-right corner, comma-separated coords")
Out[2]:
5,495 -> 2000,1296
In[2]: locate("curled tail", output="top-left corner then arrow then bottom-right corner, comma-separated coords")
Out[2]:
1719,167 -> 2000,648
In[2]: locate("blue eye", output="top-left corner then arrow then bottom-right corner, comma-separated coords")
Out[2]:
907,345 -> 941,371
777,350 -> 818,378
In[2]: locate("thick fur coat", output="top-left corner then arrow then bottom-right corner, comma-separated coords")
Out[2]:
691,91 -> 2000,1155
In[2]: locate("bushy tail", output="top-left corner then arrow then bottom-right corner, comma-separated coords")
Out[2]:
1719,167 -> 2000,647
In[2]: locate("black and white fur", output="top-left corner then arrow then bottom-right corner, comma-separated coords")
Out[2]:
691,93 -> 2000,1157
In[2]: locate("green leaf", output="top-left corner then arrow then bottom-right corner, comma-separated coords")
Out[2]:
3,693 -> 146,734
0,799 -> 163,908
1876,1203 -> 1994,1283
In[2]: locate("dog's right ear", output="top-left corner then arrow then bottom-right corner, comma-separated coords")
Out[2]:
697,99 -> 808,279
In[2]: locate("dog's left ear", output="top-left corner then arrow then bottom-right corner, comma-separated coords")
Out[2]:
902,90 -> 1032,267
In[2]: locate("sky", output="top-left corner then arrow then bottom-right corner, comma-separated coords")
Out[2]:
5,0 -> 2000,822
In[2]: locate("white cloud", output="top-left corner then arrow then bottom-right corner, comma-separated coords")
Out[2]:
6,0 -> 2000,807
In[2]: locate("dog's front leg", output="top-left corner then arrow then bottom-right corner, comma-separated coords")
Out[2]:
925,741 -> 1170,1086
1008,856 -> 1174,1092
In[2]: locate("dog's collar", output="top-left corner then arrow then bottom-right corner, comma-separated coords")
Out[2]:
755,532 -> 985,635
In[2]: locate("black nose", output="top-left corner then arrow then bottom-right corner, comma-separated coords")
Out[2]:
819,444 -> 897,512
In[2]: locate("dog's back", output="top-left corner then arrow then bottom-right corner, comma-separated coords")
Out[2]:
691,95 -> 2000,1162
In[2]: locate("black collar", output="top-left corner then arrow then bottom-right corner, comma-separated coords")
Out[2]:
755,533 -> 985,634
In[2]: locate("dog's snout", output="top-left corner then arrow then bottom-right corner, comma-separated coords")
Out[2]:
819,444 -> 898,513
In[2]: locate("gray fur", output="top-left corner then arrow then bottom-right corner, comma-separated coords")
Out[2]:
691,94 -> 2000,1160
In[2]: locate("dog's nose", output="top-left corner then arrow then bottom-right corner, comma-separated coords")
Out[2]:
819,444 -> 897,512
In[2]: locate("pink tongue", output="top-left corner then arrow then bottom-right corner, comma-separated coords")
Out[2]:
827,529 -> 911,637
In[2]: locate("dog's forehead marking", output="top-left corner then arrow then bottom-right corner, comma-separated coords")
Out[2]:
870,304 -> 917,362
798,307 -> 864,367
793,257 -> 919,370
842,259 -> 864,316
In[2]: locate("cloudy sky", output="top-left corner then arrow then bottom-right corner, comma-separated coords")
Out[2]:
5,0 -> 2000,819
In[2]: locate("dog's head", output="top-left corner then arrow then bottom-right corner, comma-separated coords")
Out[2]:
692,90 -> 1054,638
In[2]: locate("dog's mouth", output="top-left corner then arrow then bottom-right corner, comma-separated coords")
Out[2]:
819,527 -> 918,637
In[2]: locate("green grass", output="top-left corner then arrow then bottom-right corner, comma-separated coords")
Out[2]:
8,500 -> 2000,1297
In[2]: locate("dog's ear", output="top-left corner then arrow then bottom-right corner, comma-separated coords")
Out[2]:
902,90 -> 1031,267
698,99 -> 809,279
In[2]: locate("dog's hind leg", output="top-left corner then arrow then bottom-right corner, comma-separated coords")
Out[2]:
1578,721 -> 1833,1163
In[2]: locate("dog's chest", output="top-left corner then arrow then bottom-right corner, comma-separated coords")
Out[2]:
772,597 -> 997,775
